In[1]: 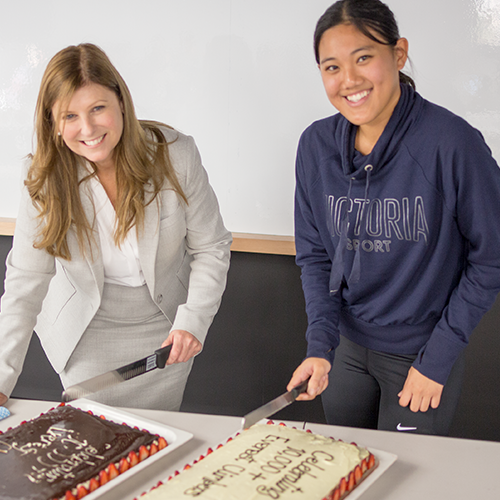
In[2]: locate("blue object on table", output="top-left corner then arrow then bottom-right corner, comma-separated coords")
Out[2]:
0,406 -> 10,420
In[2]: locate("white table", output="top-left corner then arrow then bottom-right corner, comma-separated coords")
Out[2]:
2,399 -> 499,499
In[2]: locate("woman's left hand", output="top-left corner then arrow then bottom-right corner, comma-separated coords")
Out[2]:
398,366 -> 444,412
161,330 -> 202,365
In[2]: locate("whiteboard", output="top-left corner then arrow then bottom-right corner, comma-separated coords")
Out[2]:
1,0 -> 500,236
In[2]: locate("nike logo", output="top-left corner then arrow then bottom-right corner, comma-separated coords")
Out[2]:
397,423 -> 417,431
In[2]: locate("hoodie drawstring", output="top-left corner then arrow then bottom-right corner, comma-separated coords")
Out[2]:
329,164 -> 373,295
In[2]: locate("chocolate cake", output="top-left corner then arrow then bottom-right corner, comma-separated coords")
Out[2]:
0,404 -> 166,500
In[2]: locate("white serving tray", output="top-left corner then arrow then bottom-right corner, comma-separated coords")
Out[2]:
68,399 -> 193,499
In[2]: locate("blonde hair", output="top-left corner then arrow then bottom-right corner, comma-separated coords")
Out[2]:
27,43 -> 187,260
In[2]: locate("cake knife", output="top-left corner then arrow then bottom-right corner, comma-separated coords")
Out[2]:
62,345 -> 172,402
241,378 -> 310,430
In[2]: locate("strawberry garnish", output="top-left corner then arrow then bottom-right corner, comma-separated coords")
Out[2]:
76,485 -> 88,499
88,478 -> 99,492
107,463 -> 119,479
138,445 -> 149,461
339,477 -> 347,496
347,471 -> 355,491
99,469 -> 109,485
119,457 -> 129,473
128,451 -> 139,467
354,464 -> 362,483
158,436 -> 168,450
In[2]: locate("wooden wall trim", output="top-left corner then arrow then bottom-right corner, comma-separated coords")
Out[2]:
0,218 -> 15,237
231,233 -> 296,256
0,218 -> 296,256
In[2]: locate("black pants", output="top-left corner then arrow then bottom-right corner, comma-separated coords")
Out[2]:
321,336 -> 465,435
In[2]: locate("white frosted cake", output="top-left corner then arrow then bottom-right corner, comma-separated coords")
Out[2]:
140,422 -> 376,500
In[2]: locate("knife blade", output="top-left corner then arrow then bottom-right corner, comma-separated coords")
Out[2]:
241,378 -> 310,430
62,345 -> 172,402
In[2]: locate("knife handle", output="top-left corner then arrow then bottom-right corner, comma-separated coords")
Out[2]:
290,377 -> 310,398
154,345 -> 172,369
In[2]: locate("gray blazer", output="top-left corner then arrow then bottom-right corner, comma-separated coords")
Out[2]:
0,128 -> 232,396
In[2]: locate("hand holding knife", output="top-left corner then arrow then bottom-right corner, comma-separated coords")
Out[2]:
241,377 -> 310,430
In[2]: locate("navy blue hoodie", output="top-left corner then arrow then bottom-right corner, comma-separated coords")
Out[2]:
295,84 -> 500,385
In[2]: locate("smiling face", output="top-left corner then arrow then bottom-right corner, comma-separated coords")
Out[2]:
53,83 -> 124,171
318,23 -> 408,139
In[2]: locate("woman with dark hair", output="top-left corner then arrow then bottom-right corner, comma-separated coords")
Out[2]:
287,0 -> 500,435
0,43 -> 231,410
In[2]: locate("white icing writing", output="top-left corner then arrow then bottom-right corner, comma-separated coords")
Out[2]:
0,427 -> 90,457
0,426 -> 108,485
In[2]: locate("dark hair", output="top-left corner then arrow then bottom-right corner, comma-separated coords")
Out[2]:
314,0 -> 415,89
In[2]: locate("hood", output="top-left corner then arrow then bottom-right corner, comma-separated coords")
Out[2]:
329,84 -> 423,294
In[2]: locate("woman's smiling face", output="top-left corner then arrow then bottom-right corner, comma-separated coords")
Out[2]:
53,83 -> 124,171
318,23 -> 408,136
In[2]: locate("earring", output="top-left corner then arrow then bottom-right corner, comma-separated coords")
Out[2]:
57,132 -> 61,136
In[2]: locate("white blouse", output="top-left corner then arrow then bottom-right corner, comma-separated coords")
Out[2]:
88,175 -> 146,287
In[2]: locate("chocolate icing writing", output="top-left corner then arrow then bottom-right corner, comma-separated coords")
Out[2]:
184,465 -> 246,496
256,451 -> 334,498
236,434 -> 290,464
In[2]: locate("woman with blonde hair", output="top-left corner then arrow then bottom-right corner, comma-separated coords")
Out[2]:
0,43 -> 232,410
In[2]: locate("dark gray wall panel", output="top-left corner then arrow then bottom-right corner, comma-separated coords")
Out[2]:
1,236 -> 499,440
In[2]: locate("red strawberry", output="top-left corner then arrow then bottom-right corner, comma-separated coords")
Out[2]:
347,471 -> 355,491
107,463 -> 119,479
128,451 -> 139,467
158,437 -> 168,450
119,457 -> 129,473
65,492 -> 76,500
354,465 -> 363,483
332,488 -> 341,500
138,445 -> 149,461
339,477 -> 347,496
76,486 -> 88,499
368,453 -> 376,469
99,469 -> 109,485
183,464 -> 191,470
149,442 -> 159,456
88,478 -> 99,492
206,447 -> 214,455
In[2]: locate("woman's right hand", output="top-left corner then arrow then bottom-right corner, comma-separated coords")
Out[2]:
287,357 -> 331,401
0,392 -> 7,406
